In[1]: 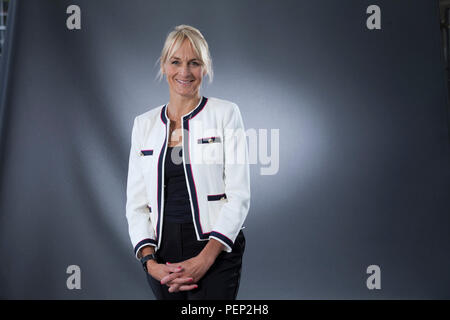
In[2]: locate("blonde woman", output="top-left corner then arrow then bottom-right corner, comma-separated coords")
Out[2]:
125,25 -> 251,300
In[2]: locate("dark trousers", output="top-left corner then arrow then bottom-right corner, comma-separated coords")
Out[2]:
145,219 -> 245,300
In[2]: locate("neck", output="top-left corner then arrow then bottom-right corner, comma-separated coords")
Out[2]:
167,93 -> 202,121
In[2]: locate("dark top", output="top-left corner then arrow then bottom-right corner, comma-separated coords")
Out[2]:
163,146 -> 193,223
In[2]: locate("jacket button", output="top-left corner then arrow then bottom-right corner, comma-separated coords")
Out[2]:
220,197 -> 225,200
208,138 -> 213,143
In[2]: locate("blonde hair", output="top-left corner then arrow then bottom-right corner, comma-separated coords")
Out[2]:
156,25 -> 213,84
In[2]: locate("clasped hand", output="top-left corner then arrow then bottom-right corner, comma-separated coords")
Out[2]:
148,254 -> 213,293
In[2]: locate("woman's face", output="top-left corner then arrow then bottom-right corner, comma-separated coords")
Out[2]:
163,39 -> 205,99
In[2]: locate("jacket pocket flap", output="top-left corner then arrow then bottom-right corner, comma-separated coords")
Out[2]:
140,149 -> 154,156
197,136 -> 222,144
207,193 -> 227,201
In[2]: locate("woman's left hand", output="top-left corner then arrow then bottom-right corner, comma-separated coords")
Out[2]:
161,254 -> 214,293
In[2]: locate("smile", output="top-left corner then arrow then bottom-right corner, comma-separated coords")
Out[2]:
176,79 -> 194,85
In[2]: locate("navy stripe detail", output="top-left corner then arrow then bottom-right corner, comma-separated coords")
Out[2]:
161,104 -> 168,124
209,231 -> 234,248
197,136 -> 222,144
207,193 -> 227,201
155,105 -> 167,244
141,149 -> 153,156
182,96 -> 208,121
156,113 -> 168,244
161,96 -> 206,124
134,238 -> 157,255
183,117 -> 206,239
182,97 -> 209,239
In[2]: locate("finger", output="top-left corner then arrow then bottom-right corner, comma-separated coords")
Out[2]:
164,264 -> 184,273
166,262 -> 183,270
168,283 -> 180,293
178,284 -> 198,291
168,277 -> 194,285
161,271 -> 185,285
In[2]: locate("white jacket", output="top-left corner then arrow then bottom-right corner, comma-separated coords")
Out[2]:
126,96 -> 251,259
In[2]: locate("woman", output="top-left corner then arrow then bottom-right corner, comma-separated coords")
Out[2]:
125,25 -> 251,300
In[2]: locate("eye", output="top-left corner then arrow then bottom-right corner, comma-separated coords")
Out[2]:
191,61 -> 200,66
171,60 -> 179,65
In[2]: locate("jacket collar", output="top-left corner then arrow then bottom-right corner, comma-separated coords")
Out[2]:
161,96 -> 208,124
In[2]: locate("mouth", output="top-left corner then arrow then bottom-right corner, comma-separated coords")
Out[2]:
176,79 -> 194,86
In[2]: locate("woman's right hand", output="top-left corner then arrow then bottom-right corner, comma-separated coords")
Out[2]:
147,261 -> 198,292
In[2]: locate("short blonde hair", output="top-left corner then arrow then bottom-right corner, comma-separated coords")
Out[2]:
156,25 -> 213,84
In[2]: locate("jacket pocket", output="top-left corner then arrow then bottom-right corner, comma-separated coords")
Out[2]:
207,193 -> 227,226
139,149 -> 154,174
197,137 -> 223,164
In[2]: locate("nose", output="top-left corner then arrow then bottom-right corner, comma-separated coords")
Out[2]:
179,63 -> 192,76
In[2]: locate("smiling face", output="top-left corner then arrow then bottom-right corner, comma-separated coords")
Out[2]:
163,39 -> 205,99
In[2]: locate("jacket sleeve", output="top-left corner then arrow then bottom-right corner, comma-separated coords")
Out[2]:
125,117 -> 157,260
208,103 -> 251,252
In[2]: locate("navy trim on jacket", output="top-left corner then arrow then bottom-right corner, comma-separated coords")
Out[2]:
134,238 -> 157,256
182,97 -> 209,239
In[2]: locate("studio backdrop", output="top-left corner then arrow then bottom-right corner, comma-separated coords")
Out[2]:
1,0 -> 450,299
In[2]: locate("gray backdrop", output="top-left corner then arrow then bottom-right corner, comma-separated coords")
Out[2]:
1,0 -> 449,299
